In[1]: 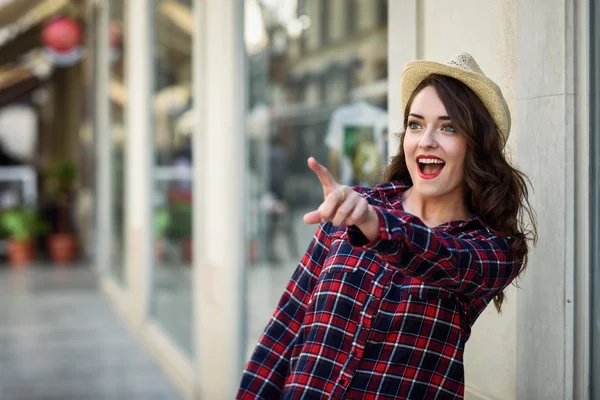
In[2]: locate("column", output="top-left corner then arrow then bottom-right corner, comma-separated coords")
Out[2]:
193,0 -> 246,398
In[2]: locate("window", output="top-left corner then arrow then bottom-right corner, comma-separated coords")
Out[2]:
108,0 -> 127,284
378,0 -> 388,25
320,0 -> 330,45
347,0 -> 357,35
243,0 -> 388,359
149,0 -> 194,355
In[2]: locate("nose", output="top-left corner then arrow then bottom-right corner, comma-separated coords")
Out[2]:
418,126 -> 438,150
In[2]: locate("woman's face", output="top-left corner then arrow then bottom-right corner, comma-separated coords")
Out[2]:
403,85 -> 468,200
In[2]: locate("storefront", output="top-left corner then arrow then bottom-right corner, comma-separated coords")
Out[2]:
91,0 -> 593,399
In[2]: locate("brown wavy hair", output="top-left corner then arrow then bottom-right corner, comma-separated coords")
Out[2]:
383,74 -> 537,312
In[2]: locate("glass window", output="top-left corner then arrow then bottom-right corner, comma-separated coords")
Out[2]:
108,0 -> 127,284
347,0 -> 357,35
243,0 -> 389,358
149,0 -> 194,355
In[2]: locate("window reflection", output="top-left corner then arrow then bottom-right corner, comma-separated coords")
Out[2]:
150,0 -> 194,356
244,0 -> 388,356
108,0 -> 126,284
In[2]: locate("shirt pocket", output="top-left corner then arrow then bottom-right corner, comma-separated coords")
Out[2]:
325,228 -> 359,272
320,228 -> 380,293
401,276 -> 455,301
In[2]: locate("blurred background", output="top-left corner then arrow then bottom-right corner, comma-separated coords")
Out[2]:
0,0 -> 596,399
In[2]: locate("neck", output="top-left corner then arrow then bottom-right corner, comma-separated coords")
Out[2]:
401,186 -> 471,227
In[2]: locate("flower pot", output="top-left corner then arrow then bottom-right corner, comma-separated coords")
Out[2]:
8,239 -> 35,267
48,233 -> 78,264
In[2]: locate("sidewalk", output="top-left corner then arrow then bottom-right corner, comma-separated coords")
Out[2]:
0,265 -> 182,400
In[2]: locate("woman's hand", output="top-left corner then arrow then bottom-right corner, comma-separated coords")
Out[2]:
303,157 -> 379,240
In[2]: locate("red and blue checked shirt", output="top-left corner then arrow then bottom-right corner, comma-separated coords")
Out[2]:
237,181 -> 520,399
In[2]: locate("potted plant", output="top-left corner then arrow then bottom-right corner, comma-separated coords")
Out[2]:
46,158 -> 78,264
154,207 -> 170,262
165,201 -> 192,263
0,207 -> 47,267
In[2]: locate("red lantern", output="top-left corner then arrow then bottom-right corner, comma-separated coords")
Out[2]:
41,16 -> 84,67
41,17 -> 82,52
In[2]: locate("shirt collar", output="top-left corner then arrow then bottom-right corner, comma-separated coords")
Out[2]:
374,180 -> 490,233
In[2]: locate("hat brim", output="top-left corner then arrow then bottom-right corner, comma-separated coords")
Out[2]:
401,60 -> 511,144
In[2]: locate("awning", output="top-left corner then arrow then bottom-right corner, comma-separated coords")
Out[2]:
0,50 -> 52,107
0,0 -> 41,28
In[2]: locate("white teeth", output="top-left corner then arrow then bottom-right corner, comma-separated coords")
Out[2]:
418,158 -> 445,164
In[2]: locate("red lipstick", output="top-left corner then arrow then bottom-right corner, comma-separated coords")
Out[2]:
416,155 -> 445,180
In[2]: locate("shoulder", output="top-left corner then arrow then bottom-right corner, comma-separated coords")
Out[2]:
445,219 -> 516,257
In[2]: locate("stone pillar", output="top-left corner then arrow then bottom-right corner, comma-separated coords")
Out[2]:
515,0 -> 577,398
193,0 -> 246,398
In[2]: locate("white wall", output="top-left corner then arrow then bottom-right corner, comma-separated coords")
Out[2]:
194,0 -> 246,398
515,0 -> 576,398
390,1 -> 518,399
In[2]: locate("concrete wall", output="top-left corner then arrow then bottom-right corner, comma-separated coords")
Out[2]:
390,1 -> 518,398
515,0 -> 575,398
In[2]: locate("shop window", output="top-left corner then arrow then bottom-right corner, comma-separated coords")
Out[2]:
243,0 -> 388,359
108,0 -> 127,284
149,0 -> 194,356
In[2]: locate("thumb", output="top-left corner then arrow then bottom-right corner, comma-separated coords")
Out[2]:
303,210 -> 322,225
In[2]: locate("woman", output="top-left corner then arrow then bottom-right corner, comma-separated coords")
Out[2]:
237,53 -> 536,399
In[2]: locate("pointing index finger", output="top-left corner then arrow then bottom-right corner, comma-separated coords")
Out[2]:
307,157 -> 336,188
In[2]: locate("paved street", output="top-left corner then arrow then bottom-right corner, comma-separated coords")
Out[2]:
0,265 -> 182,400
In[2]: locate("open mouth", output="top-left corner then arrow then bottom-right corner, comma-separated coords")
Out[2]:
417,157 -> 445,179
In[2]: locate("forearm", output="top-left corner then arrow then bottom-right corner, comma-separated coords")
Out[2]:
348,206 -> 519,298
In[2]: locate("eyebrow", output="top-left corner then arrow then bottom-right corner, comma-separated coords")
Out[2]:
408,113 -> 451,121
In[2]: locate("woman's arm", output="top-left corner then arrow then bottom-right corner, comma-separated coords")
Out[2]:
300,157 -> 518,299
349,207 -> 520,299
237,223 -> 332,400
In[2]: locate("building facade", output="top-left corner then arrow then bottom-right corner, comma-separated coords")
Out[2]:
90,0 -> 597,399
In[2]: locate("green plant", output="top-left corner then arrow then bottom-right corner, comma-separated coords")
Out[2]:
46,158 -> 78,233
47,159 -> 78,195
154,207 -> 171,237
165,202 -> 192,240
0,208 -> 48,241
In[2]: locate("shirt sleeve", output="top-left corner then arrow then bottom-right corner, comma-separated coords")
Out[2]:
237,223 -> 332,400
347,207 -> 520,299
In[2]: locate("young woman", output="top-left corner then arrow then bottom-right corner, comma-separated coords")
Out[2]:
237,53 -> 536,399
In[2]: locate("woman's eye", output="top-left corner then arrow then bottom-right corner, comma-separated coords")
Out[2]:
441,125 -> 456,133
408,122 -> 421,130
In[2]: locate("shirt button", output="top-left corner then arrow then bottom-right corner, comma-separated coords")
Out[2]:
370,294 -> 376,300
351,351 -> 357,357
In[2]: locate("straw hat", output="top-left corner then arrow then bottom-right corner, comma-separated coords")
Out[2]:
401,53 -> 511,144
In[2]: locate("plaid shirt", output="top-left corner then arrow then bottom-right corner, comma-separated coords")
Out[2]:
238,182 -> 520,400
